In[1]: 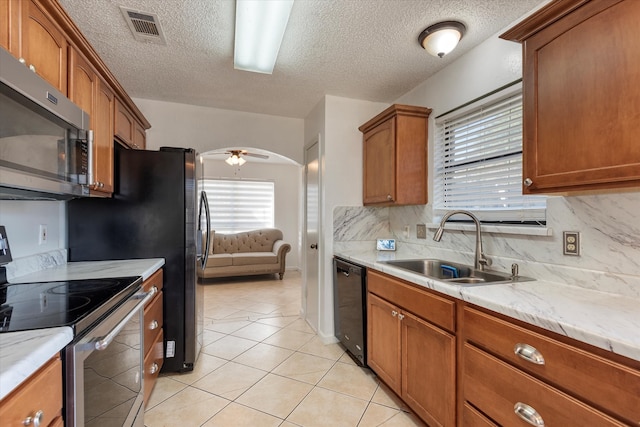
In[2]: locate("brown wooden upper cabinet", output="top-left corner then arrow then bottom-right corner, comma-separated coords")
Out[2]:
1,0 -> 68,94
501,0 -> 640,194
359,104 -> 431,206
115,98 -> 146,150
69,47 -> 115,195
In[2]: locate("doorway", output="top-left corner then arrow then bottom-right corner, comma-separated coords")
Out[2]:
304,140 -> 320,331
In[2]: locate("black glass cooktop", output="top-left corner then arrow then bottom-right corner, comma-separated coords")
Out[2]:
0,276 -> 142,334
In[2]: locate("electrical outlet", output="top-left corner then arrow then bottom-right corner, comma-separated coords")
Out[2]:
39,224 -> 48,245
416,224 -> 427,239
563,231 -> 580,256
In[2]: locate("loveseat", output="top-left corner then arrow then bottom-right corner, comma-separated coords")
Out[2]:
199,228 -> 291,280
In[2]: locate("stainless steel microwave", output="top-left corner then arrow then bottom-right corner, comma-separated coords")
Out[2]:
0,47 -> 92,200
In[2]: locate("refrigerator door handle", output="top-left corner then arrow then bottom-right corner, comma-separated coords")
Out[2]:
198,190 -> 211,270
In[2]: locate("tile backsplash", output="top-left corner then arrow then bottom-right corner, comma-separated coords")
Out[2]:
333,192 -> 640,298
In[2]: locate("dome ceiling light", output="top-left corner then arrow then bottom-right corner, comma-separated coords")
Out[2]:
418,21 -> 466,58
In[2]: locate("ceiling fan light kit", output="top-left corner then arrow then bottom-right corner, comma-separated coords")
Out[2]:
418,20 -> 466,58
222,149 -> 269,166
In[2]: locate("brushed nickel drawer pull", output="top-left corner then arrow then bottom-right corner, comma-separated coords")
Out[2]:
23,410 -> 44,426
150,362 -> 159,374
397,313 -> 405,321
149,320 -> 159,330
514,402 -> 544,426
391,310 -> 398,317
514,343 -> 545,365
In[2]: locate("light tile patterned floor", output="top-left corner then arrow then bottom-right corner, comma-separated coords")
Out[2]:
145,271 -> 425,427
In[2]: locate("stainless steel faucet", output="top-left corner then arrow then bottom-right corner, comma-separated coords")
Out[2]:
433,210 -> 491,271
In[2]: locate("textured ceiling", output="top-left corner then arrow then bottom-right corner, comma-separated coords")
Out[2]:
58,0 -> 544,119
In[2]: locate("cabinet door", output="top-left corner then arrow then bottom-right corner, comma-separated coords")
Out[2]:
367,292 -> 401,394
0,0 -> 20,53
21,0 -> 68,94
115,97 -> 135,146
521,0 -> 640,193
363,118 -> 396,204
402,311 -> 456,427
0,357 -> 62,427
133,122 -> 146,150
69,48 -> 114,194
94,79 -> 115,193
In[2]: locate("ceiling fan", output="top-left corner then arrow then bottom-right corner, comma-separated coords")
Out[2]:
222,149 -> 269,166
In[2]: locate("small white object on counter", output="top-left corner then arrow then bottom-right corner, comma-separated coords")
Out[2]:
0,327 -> 73,400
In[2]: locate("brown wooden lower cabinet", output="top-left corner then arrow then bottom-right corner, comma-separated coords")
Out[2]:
143,268 -> 164,407
0,356 -> 63,427
365,269 -> 640,427
367,270 -> 456,426
463,344 -> 625,426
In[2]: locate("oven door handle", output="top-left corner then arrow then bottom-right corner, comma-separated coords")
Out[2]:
94,290 -> 154,351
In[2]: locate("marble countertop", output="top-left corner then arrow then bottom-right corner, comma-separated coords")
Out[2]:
0,258 -> 165,401
335,249 -> 640,363
9,258 -> 165,284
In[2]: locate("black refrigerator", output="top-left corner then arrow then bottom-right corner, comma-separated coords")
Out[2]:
67,146 -> 211,373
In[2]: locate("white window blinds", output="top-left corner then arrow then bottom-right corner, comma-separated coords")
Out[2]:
433,84 -> 546,223
200,179 -> 275,233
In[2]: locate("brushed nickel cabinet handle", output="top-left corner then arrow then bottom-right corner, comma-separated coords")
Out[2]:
514,402 -> 544,426
386,194 -> 393,201
523,178 -> 533,187
150,362 -> 159,374
514,343 -> 545,365
391,310 -> 397,317
397,313 -> 405,321
149,320 -> 159,330
23,410 -> 44,427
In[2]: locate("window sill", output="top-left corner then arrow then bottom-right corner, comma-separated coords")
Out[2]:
425,223 -> 552,237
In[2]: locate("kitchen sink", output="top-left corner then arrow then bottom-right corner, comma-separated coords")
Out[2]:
381,259 -> 534,285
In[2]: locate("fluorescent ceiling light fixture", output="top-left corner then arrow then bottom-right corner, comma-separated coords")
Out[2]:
234,0 -> 294,74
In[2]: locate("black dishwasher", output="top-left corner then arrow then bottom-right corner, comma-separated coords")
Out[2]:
333,257 -> 367,366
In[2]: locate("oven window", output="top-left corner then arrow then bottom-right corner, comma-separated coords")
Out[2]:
83,311 -> 142,426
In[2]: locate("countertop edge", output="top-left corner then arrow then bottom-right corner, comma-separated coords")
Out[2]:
0,327 -> 73,401
335,251 -> 640,363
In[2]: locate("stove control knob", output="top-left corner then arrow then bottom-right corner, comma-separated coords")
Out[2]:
23,410 -> 44,427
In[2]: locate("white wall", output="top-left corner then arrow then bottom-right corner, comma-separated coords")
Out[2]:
202,158 -> 302,270
302,96 -> 388,337
334,9 -> 640,300
0,201 -> 65,258
133,98 -> 305,164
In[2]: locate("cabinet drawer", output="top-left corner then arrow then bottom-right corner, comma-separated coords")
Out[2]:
463,344 -> 625,427
143,268 -> 163,297
462,306 -> 640,424
144,291 -> 163,356
368,270 -> 455,332
0,356 -> 62,427
144,330 -> 164,407
461,403 -> 497,427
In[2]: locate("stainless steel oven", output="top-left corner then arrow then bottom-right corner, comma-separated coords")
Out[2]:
65,288 -> 153,427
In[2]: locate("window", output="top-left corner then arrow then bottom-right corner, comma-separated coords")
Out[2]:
433,82 -> 546,223
199,179 -> 275,233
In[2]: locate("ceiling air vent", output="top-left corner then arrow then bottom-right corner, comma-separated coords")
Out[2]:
120,6 -> 166,45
